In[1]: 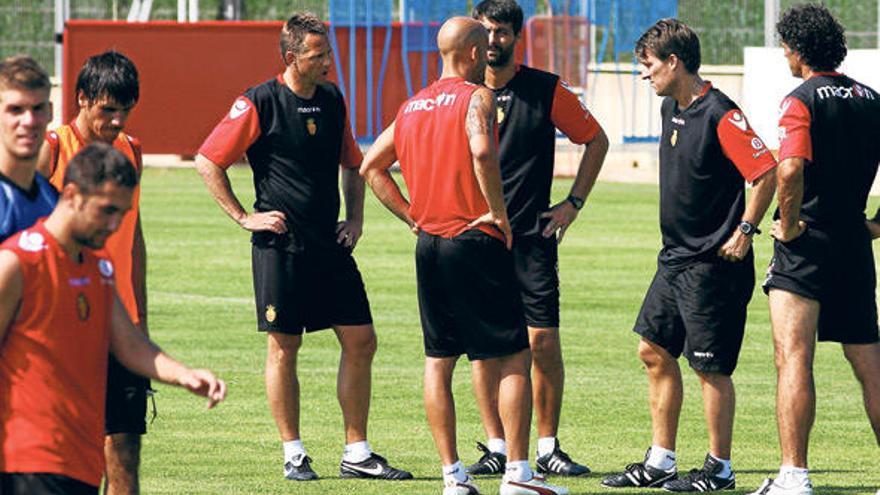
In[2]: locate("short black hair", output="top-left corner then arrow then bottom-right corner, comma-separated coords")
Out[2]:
75,51 -> 139,107
473,0 -> 524,36
635,18 -> 701,74
777,3 -> 847,72
63,142 -> 138,193
280,12 -> 327,64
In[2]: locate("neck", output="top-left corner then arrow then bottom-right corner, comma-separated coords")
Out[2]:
800,65 -> 816,80
42,207 -> 82,261
284,68 -> 317,99
0,152 -> 36,190
485,62 -> 516,90
673,74 -> 706,110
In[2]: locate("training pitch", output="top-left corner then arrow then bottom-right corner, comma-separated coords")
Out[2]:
140,167 -> 879,494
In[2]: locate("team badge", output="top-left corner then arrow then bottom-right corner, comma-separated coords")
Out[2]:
265,304 -> 277,323
98,259 -> 114,278
77,293 -> 90,321
497,106 -> 505,124
18,231 -> 45,252
306,118 -> 317,136
670,129 -> 678,147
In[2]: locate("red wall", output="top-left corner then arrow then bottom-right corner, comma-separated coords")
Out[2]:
63,21 -> 442,155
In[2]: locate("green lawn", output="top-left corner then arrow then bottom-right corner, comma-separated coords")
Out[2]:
140,167 -> 880,494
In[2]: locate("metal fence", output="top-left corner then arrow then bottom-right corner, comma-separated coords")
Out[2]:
0,0 -> 878,76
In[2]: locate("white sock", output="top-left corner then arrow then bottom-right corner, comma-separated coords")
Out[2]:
709,454 -> 732,479
342,440 -> 372,463
504,460 -> 533,482
537,437 -> 557,458
778,465 -> 809,486
443,461 -> 468,483
283,440 -> 306,462
487,438 -> 507,455
645,445 -> 676,471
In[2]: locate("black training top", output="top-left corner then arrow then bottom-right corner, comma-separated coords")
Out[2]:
658,83 -> 776,267
200,76 -> 362,252
777,73 -> 880,233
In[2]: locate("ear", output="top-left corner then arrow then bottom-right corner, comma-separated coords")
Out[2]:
284,50 -> 296,67
667,53 -> 680,71
76,90 -> 88,109
471,44 -> 479,62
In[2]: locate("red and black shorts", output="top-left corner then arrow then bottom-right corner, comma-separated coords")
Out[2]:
634,255 -> 755,376
252,244 -> 373,335
416,229 -> 529,361
763,226 -> 879,344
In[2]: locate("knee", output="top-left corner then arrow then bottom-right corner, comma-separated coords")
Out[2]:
638,340 -> 673,370
773,340 -> 812,372
342,328 -> 377,360
529,331 -> 561,365
843,344 -> 880,383
267,334 -> 302,362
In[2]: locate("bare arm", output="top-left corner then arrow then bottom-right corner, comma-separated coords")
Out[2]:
465,87 -> 512,249
109,293 -> 226,408
360,122 -> 418,232
541,128 -> 610,243
718,168 -> 777,260
770,157 -> 807,242
0,251 -> 22,346
336,166 -> 366,249
132,214 -> 148,336
195,154 -> 287,234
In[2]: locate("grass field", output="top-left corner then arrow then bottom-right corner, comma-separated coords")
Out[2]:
139,166 -> 879,494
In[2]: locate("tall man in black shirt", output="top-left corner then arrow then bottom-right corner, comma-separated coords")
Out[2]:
466,0 -> 608,478
751,6 -> 880,495
601,19 -> 777,492
196,12 -> 410,482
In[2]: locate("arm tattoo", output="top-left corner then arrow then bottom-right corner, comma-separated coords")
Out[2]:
466,91 -> 495,138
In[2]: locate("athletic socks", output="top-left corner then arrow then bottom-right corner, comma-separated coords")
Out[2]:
487,437 -> 507,455
504,460 -> 533,482
778,465 -> 810,486
646,445 -> 677,471
283,439 -> 306,463
709,454 -> 733,479
537,437 -> 557,458
342,440 -> 372,464
444,461 -> 469,484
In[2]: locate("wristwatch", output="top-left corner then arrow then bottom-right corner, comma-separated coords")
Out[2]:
738,221 -> 761,236
566,195 -> 585,211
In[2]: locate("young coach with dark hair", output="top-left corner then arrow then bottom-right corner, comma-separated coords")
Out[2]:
196,11 -> 409,482
465,0 -> 608,477
0,143 -> 226,495
751,5 -> 880,495
602,18 -> 777,492
37,50 -> 149,495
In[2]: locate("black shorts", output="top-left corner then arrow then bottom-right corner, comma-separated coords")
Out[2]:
763,227 -> 879,344
252,244 -> 372,334
0,473 -> 97,495
416,229 -> 528,361
512,235 -> 559,328
633,255 -> 755,375
105,355 -> 149,435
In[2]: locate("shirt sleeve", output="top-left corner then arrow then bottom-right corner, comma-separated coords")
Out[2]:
339,112 -> 363,169
777,96 -> 812,162
550,80 -> 602,145
198,96 -> 261,169
716,109 -> 778,183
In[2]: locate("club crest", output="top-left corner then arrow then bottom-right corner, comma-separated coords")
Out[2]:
265,304 -> 277,323
77,293 -> 90,321
306,118 -> 317,136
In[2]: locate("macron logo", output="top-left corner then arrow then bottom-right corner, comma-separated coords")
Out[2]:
229,99 -> 250,120
404,93 -> 457,113
816,84 -> 875,100
727,111 -> 748,131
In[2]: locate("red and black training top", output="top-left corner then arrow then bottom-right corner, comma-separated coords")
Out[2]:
777,73 -> 880,232
658,83 -> 777,267
199,76 -> 362,252
493,65 -> 602,235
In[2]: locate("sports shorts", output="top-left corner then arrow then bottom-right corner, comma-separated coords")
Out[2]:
416,229 -> 529,361
0,473 -> 97,495
633,254 -> 755,375
763,226 -> 879,344
105,355 -> 149,435
252,243 -> 372,334
512,234 -> 560,328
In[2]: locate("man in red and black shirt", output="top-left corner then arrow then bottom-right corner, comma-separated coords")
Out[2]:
361,16 -> 568,495
465,0 -> 609,477
196,12 -> 409,482
751,6 -> 880,495
602,19 -> 777,492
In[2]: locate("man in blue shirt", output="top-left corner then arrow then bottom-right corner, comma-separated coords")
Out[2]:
0,56 -> 56,241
